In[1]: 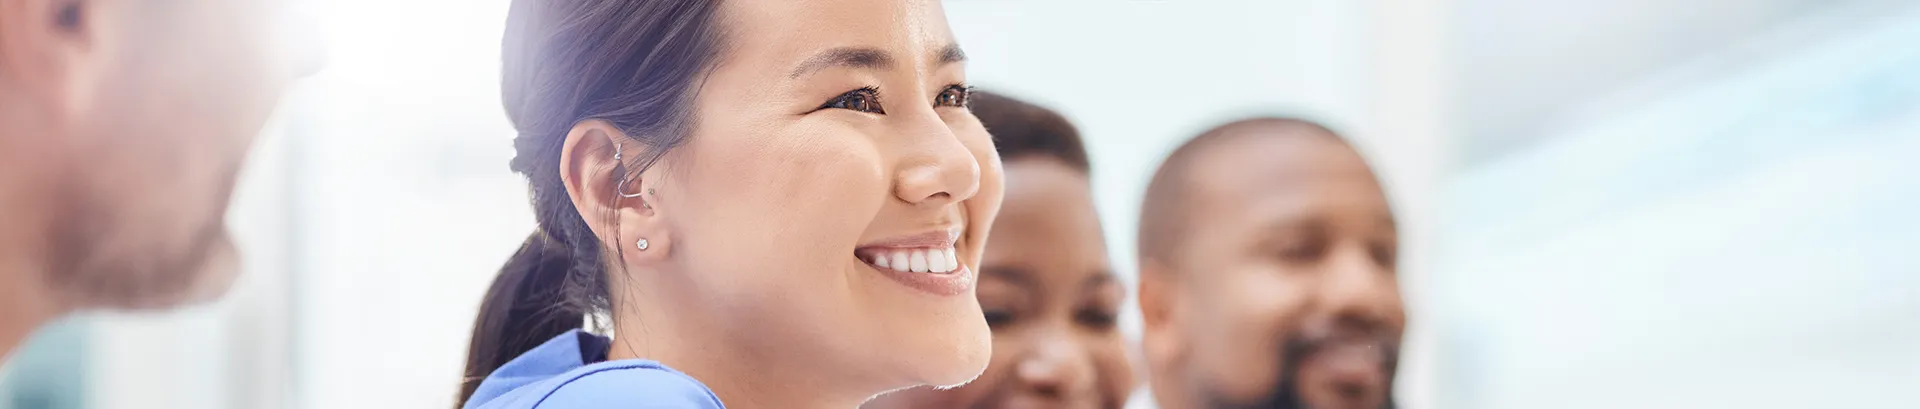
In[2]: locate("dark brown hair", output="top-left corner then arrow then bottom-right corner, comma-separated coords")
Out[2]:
457,0 -> 727,406
970,90 -> 1091,173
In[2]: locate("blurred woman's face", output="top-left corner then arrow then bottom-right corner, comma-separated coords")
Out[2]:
642,0 -> 1002,392
867,157 -> 1133,409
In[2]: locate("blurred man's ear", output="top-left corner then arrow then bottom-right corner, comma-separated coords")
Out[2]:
1137,257 -> 1185,378
0,0 -> 94,107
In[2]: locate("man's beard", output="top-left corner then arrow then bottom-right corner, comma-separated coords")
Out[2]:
46,170 -> 240,310
1205,334 -> 1400,409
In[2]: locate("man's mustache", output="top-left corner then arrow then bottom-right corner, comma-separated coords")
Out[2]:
1208,330 -> 1400,409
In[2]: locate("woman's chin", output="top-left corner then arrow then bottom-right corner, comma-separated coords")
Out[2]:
912,309 -> 993,389
855,267 -> 993,391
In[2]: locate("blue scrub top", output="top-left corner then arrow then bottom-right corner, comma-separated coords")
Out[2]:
464,329 -> 726,409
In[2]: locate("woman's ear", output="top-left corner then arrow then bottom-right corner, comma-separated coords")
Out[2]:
558,120 -> 663,258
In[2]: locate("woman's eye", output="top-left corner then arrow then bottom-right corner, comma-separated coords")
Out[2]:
1075,308 -> 1117,330
822,87 -> 885,114
934,85 -> 972,108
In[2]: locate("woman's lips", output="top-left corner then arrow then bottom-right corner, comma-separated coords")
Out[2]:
856,228 -> 972,296
858,252 -> 973,296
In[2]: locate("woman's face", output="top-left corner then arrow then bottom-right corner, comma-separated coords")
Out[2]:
867,157 -> 1133,409
649,0 -> 1001,391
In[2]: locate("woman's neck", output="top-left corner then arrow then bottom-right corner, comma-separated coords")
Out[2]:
607,297 -> 875,409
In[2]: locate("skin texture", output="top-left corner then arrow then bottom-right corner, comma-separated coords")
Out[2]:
557,0 -> 1004,407
1139,122 -> 1405,409
0,0 -> 321,357
865,157 -> 1133,409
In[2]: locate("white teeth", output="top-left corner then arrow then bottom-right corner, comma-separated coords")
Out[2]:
868,247 -> 961,274
909,250 -> 930,273
927,248 -> 949,273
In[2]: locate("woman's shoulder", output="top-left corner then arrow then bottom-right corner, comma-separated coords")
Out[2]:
535,360 -> 726,409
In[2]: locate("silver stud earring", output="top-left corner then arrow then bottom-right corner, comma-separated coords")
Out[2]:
636,238 -> 650,251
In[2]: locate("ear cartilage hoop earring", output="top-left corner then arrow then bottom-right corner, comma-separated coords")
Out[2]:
613,143 -> 646,199
617,182 -> 645,198
636,238 -> 650,251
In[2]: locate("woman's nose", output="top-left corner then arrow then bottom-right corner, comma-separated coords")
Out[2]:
892,116 -> 982,207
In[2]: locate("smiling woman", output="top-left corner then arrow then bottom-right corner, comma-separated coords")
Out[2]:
455,0 -> 1004,408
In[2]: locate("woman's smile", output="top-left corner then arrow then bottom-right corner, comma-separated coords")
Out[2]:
856,228 -> 975,296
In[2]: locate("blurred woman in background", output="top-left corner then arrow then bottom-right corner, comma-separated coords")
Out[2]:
865,91 -> 1135,409
456,0 -> 1004,408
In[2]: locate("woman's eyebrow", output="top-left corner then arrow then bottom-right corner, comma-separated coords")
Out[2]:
788,43 -> 967,79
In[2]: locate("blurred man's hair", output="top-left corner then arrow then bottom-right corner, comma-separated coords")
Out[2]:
1137,117 -> 1353,269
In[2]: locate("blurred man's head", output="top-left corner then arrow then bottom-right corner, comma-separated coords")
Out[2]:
1137,118 -> 1403,409
0,0 -> 320,319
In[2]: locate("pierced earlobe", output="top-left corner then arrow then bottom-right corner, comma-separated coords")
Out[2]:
635,238 -> 650,251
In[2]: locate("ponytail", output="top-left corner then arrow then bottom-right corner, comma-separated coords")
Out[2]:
456,231 -> 586,407
467,0 -> 726,405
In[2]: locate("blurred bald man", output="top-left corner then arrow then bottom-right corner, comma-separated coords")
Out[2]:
1136,118 -> 1404,409
0,0 -> 321,359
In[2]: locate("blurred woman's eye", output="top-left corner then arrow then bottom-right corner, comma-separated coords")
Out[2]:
821,87 -> 885,114
1074,307 -> 1117,330
983,308 -> 1016,328
934,84 -> 972,108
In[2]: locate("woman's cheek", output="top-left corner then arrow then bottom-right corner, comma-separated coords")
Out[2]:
1098,336 -> 1137,407
965,127 -> 1006,265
